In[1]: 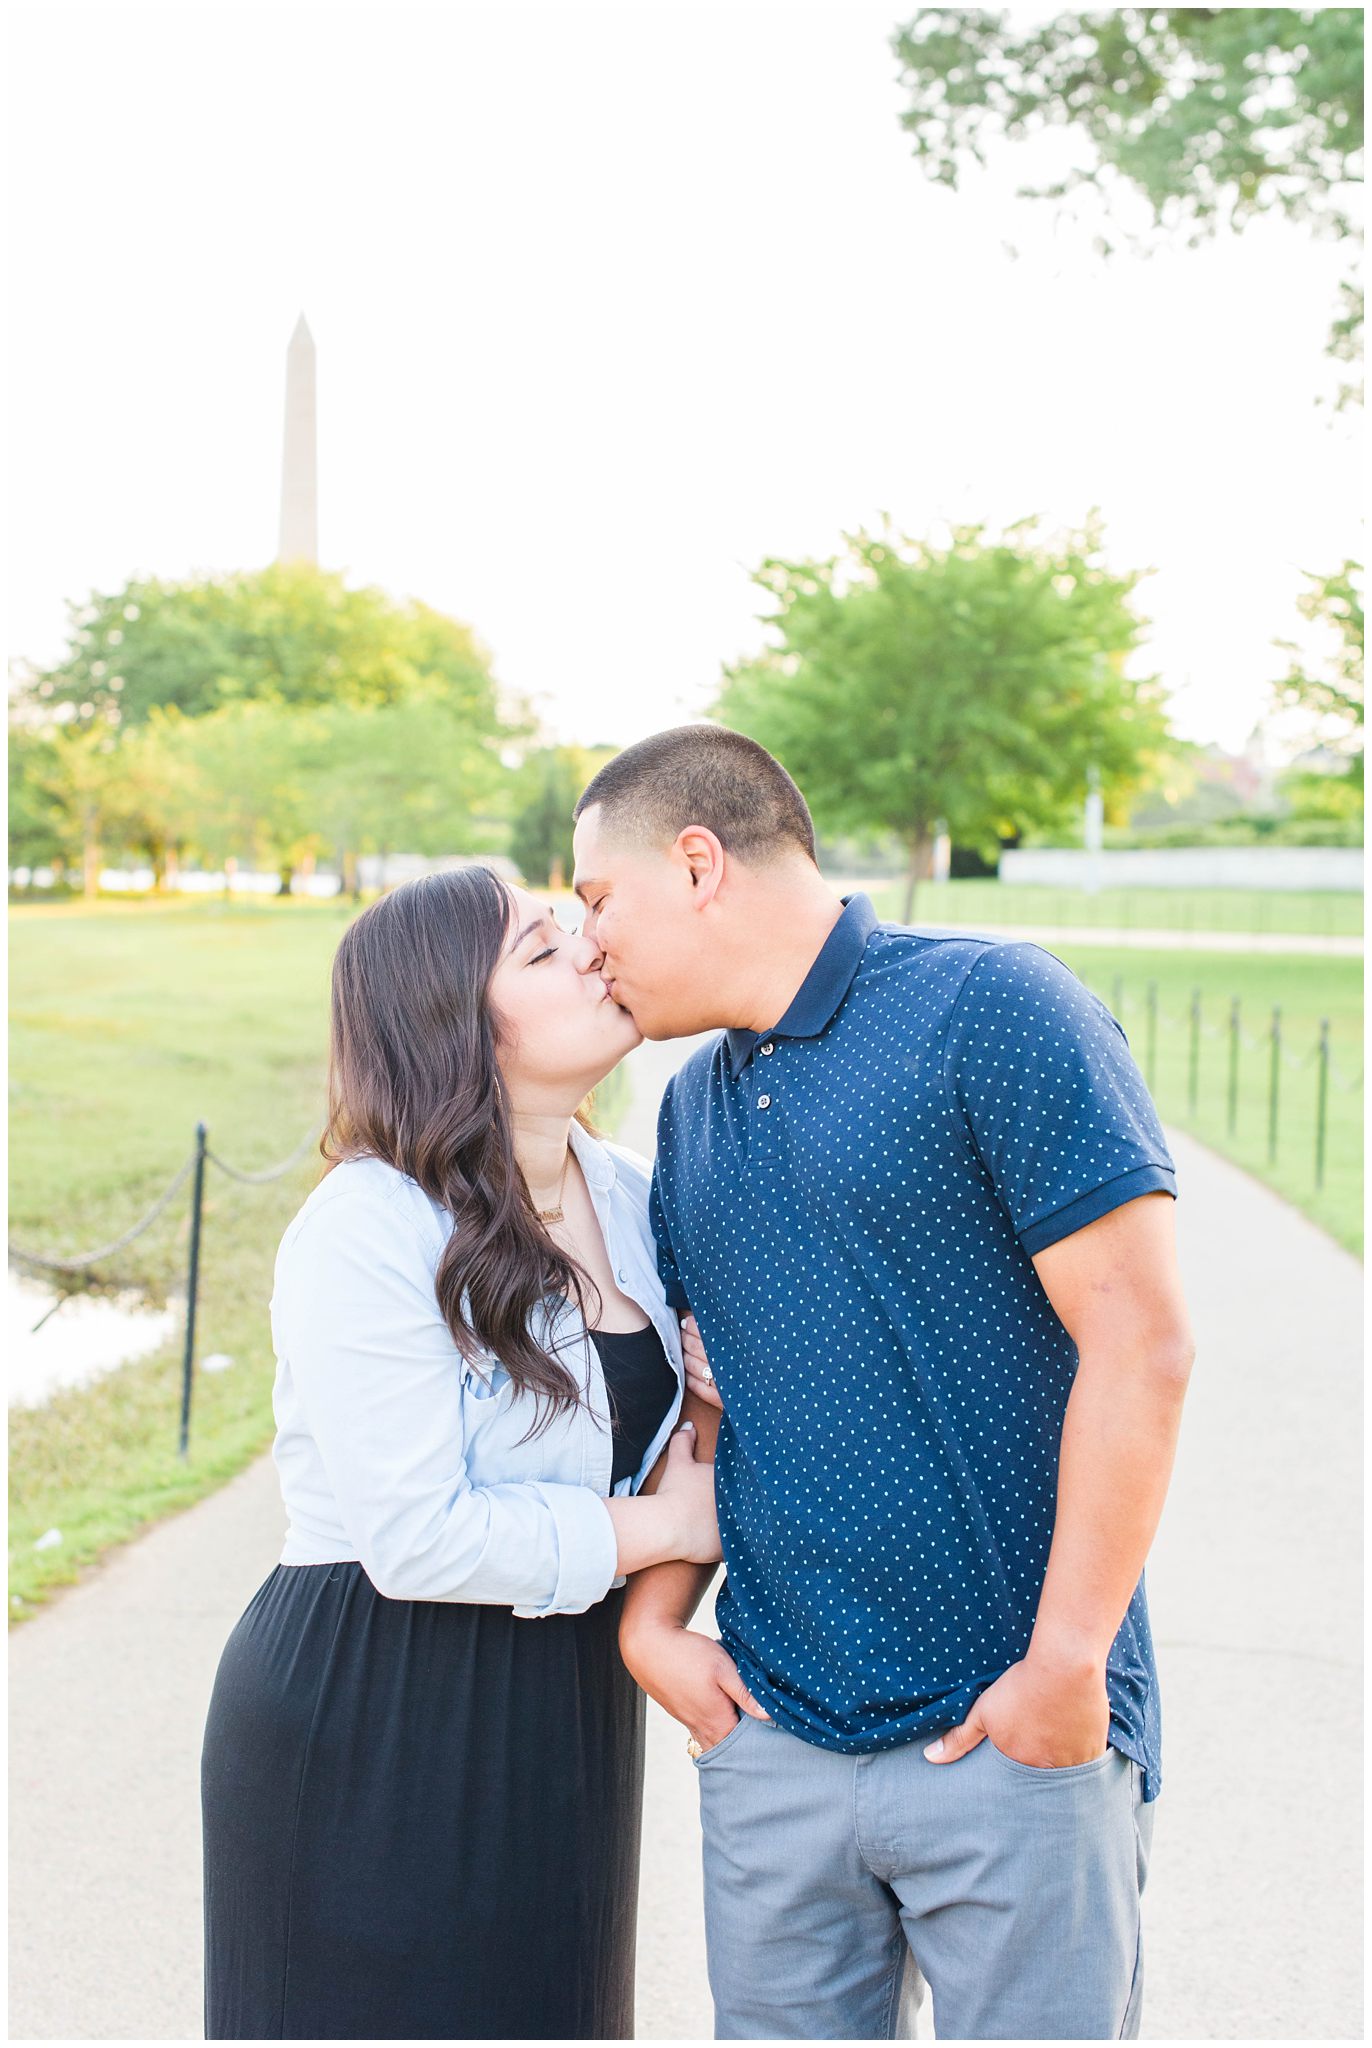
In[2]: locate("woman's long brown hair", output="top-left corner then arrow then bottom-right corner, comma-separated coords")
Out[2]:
321,865 -> 603,1434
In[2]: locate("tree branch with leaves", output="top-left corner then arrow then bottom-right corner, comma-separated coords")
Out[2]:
891,8 -> 1364,401
714,517 -> 1175,919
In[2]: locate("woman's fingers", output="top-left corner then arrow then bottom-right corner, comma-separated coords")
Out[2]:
681,1311 -> 724,1408
683,1369 -> 722,1408
681,1314 -> 714,1378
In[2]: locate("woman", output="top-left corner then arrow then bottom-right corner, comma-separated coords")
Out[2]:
201,865 -> 722,2041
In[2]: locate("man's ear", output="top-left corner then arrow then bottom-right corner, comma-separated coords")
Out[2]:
675,826 -> 725,906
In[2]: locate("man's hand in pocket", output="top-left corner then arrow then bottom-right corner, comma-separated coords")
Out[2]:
621,1617 -> 768,1752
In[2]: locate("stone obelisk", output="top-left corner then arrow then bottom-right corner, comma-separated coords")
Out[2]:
277,313 -> 318,564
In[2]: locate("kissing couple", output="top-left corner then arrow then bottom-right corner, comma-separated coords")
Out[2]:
201,722 -> 1193,2041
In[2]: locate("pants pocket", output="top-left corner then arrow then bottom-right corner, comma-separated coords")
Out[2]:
692,1714 -> 753,1767
985,1733 -> 1118,1780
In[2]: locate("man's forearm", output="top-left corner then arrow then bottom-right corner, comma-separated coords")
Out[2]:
1030,1342 -> 1191,1672
621,1383 -> 721,1644
621,1556 -> 719,1644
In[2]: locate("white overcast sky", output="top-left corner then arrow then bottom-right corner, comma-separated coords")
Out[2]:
6,1 -> 1362,756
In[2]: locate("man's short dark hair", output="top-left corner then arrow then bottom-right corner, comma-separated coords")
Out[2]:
574,723 -> 817,865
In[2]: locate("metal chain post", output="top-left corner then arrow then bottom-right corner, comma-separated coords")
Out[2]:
1268,1006 -> 1281,1165
1316,1019 -> 1330,1191
178,1124 -> 208,1460
1227,998 -> 1240,1137
11,1115 -> 320,1459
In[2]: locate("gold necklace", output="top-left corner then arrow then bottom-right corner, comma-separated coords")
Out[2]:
535,1148 -> 572,1224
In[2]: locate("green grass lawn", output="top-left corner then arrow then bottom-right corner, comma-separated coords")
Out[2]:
7,895 -> 628,1617
1037,944 -> 1361,1258
8,898 -> 1361,1618
9,898 -> 346,1614
868,884 -> 1362,1253
869,878 -> 1363,938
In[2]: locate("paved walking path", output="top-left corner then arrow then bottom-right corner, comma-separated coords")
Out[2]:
8,1032 -> 1362,2040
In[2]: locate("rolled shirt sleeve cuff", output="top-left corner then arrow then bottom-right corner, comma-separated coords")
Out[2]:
663,1276 -> 691,1311
510,1482 -> 620,1619
1018,1162 -> 1178,1257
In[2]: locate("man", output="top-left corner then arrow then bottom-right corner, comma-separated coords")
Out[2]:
571,724 -> 1194,2041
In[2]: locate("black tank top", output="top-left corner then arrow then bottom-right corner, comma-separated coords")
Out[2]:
587,1321 -> 680,1487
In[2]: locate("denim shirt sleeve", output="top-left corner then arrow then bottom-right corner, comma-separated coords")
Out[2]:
272,1185 -> 619,1616
942,941 -> 1177,1256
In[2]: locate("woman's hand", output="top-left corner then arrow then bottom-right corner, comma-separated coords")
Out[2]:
652,1422 -> 722,1564
604,1395 -> 721,1576
681,1312 -> 723,1411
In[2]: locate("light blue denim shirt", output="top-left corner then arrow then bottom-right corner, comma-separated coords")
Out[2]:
270,1118 -> 685,1618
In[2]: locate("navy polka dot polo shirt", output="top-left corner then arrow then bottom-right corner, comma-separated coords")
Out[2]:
649,893 -> 1177,1800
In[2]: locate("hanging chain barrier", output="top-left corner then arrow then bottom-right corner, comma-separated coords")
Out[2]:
205,1123 -> 324,1185
1107,979 -> 1359,1196
9,1119 -> 323,1457
8,1154 -> 201,1273
1326,1046 -> 1365,1094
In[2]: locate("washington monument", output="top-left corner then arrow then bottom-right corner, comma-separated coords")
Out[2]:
277,313 -> 318,564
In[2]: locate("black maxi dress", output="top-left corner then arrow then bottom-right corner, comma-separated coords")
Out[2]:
201,1322 -> 680,2042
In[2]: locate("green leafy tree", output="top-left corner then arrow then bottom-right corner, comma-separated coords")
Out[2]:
8,724 -> 71,876
9,709 -> 205,891
509,745 -> 616,888
10,717 -> 134,897
1273,558 -> 1364,734
1272,558 -> 1364,813
170,694 -> 511,897
105,711 -> 210,887
892,8 -> 1364,396
12,565 -> 524,895
1278,760 -> 1363,826
172,702 -> 309,886
713,517 -> 1173,918
294,696 -> 513,896
24,563 -> 504,728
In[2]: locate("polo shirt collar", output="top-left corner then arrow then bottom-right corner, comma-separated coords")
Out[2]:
725,892 -> 879,1078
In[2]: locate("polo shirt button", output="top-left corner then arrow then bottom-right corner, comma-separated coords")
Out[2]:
757,1094 -> 772,1109
760,1041 -> 775,1055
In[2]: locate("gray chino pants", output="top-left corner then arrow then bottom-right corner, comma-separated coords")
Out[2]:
694,1715 -> 1154,2041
